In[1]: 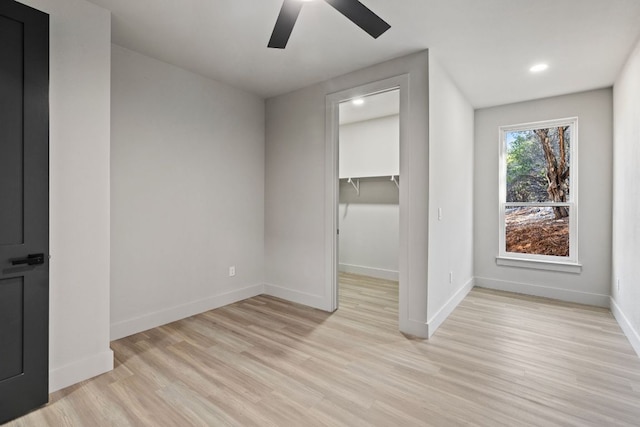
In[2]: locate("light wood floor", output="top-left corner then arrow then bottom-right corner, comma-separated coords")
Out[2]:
7,273 -> 640,426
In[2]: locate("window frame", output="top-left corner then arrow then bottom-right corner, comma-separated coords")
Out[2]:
497,117 -> 580,272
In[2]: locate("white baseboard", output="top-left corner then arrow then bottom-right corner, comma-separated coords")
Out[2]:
610,297 -> 640,358
339,263 -> 399,281
49,349 -> 114,393
110,284 -> 264,340
263,283 -> 329,311
475,276 -> 610,307
400,318 -> 429,339
427,277 -> 475,338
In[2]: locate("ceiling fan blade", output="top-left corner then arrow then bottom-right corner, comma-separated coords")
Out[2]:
325,0 -> 390,39
268,0 -> 304,49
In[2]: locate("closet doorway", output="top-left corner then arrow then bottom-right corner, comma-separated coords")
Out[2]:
337,89 -> 400,316
325,75 -> 409,332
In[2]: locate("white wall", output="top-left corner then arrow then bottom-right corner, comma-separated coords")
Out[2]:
611,39 -> 640,356
338,115 -> 400,280
339,115 -> 399,178
110,46 -> 265,339
17,0 -> 113,392
474,89 -> 613,306
427,55 -> 475,336
265,52 -> 430,336
339,178 -> 399,280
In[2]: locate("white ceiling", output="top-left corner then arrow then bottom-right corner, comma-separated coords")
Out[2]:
87,0 -> 640,108
339,89 -> 399,124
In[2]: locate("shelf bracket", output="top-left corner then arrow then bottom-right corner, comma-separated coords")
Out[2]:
347,177 -> 360,196
390,175 -> 399,189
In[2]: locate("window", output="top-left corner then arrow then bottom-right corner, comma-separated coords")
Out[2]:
498,117 -> 579,271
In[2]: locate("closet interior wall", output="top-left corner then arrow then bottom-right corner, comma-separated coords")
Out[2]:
339,97 -> 400,281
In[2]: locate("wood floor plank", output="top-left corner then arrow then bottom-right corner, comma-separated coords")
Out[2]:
6,273 -> 640,426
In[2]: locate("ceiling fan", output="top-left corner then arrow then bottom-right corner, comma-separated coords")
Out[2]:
268,0 -> 390,49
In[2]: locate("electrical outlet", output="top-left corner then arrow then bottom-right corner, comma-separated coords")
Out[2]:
449,271 -> 453,284
438,208 -> 443,221
229,266 -> 236,277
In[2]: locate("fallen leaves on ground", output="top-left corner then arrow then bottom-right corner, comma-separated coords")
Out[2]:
506,207 -> 569,256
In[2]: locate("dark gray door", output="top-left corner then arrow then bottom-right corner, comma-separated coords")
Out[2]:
0,0 -> 49,423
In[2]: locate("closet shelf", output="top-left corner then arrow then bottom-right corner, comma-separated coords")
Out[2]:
340,175 -> 400,194
339,174 -> 400,180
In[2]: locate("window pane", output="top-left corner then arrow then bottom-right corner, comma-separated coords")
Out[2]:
506,126 -> 571,203
505,206 -> 569,256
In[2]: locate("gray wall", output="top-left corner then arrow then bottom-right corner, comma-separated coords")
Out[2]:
474,88 -> 613,306
265,51 -> 430,336
18,0 -> 113,392
612,38 -> 640,356
110,45 -> 265,339
264,83 -> 328,307
427,56 -> 475,333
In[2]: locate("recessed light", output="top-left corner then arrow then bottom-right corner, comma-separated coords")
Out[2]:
530,63 -> 549,73
352,98 -> 365,106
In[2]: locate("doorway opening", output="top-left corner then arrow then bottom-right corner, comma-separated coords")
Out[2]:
337,89 -> 400,319
325,75 -> 409,332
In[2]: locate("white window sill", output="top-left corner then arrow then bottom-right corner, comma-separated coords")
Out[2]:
496,256 -> 582,274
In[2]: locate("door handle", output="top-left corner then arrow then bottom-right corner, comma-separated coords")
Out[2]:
11,253 -> 45,266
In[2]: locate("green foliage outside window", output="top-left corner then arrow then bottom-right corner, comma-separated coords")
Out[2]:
506,131 -> 547,202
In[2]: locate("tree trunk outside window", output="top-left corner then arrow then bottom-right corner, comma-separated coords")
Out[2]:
534,127 -> 569,219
